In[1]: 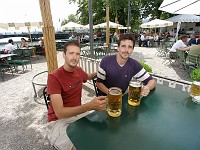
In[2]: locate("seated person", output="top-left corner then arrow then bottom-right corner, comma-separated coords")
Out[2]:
38,37 -> 44,47
20,38 -> 28,48
188,38 -> 200,57
47,40 -> 107,150
187,34 -> 197,46
140,33 -> 148,47
96,33 -> 156,97
4,39 -> 15,53
169,35 -> 190,59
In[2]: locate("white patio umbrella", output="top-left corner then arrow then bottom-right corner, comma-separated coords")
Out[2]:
61,22 -> 86,30
159,0 -> 200,15
93,21 -> 123,29
140,19 -> 173,28
0,22 -> 43,46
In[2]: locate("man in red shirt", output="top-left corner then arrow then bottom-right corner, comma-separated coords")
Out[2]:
47,40 -> 107,150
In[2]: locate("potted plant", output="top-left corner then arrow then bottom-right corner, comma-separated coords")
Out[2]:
139,61 -> 153,73
190,68 -> 200,98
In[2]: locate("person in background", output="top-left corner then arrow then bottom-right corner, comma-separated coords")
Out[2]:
96,33 -> 156,97
188,38 -> 200,57
187,34 -> 197,46
4,39 -> 15,53
38,37 -> 44,47
20,38 -> 28,48
169,35 -> 190,59
47,40 -> 107,150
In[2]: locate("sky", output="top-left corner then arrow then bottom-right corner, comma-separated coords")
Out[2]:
0,0 -> 78,30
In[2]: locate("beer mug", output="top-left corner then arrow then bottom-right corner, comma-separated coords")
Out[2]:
107,87 -> 122,117
190,81 -> 200,97
128,81 -> 142,106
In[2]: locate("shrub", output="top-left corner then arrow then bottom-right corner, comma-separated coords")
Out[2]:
139,61 -> 152,73
190,69 -> 200,81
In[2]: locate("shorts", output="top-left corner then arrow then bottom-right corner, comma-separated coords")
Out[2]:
47,112 -> 90,150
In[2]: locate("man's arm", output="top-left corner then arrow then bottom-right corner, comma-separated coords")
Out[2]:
141,79 -> 156,97
50,94 -> 107,119
88,72 -> 97,80
96,82 -> 109,95
177,46 -> 190,51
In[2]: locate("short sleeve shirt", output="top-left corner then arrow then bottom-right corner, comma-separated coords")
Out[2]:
97,55 -> 153,95
47,66 -> 88,122
170,40 -> 187,52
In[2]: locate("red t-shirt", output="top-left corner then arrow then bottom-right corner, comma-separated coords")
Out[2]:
47,66 -> 88,122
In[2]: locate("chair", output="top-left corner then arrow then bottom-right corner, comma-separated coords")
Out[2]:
92,75 -> 99,96
43,87 -> 50,109
94,48 -> 107,60
8,49 -> 31,73
0,63 -> 13,80
176,50 -> 186,69
185,53 -> 200,73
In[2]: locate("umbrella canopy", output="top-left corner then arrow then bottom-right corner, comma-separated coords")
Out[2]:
93,21 -> 123,29
165,14 -> 200,22
140,19 -> 173,28
61,22 -> 86,30
0,22 -> 43,30
159,0 -> 200,15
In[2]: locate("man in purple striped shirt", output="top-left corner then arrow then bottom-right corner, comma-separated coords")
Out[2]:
96,33 -> 156,96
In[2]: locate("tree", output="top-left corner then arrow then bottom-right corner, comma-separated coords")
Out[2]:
61,14 -> 78,26
68,0 -> 172,30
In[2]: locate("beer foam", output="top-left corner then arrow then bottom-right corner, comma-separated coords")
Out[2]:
193,81 -> 200,86
109,88 -> 122,95
129,82 -> 141,87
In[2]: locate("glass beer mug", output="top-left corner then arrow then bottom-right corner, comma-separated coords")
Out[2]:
128,81 -> 142,106
107,87 -> 122,117
190,81 -> 200,97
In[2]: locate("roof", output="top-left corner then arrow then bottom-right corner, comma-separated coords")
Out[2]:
166,14 -> 200,23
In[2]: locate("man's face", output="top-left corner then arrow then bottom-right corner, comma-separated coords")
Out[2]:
182,37 -> 188,42
117,39 -> 134,60
63,45 -> 80,69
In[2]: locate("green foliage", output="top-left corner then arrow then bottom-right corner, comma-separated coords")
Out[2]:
190,69 -> 200,81
139,61 -> 152,73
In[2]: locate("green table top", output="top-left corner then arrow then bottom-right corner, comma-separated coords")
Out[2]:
67,84 -> 200,150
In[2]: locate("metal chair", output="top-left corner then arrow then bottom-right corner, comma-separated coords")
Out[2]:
43,87 -> 50,109
186,53 -> 200,73
92,75 -> 99,96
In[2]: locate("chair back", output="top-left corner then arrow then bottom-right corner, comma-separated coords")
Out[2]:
92,75 -> 99,96
43,87 -> 50,109
188,54 -> 199,67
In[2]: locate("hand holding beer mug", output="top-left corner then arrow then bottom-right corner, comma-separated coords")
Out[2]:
107,87 -> 122,117
128,81 -> 142,106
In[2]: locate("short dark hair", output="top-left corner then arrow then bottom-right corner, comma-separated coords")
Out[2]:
63,40 -> 81,54
180,35 -> 188,40
117,33 -> 135,47
197,38 -> 200,45
8,39 -> 13,43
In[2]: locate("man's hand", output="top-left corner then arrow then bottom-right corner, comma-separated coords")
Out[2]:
87,96 -> 107,111
141,86 -> 150,97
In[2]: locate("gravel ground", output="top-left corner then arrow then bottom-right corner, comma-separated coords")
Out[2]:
0,46 -> 190,150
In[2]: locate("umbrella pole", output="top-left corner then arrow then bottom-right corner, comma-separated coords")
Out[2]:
39,0 -> 58,73
106,0 -> 110,46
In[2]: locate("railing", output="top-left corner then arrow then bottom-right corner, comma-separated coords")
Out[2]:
78,56 -> 192,92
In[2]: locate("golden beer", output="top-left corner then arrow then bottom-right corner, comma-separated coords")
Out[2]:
190,81 -> 200,97
128,81 -> 142,106
107,87 -> 122,117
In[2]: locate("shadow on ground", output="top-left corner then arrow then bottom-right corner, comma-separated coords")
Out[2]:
0,97 -> 55,150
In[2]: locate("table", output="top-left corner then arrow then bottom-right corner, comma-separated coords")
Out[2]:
0,54 -> 17,59
67,84 -> 200,150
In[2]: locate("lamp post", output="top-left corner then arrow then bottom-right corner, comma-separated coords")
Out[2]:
88,0 -> 94,58
106,0 -> 110,46
127,0 -> 131,33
